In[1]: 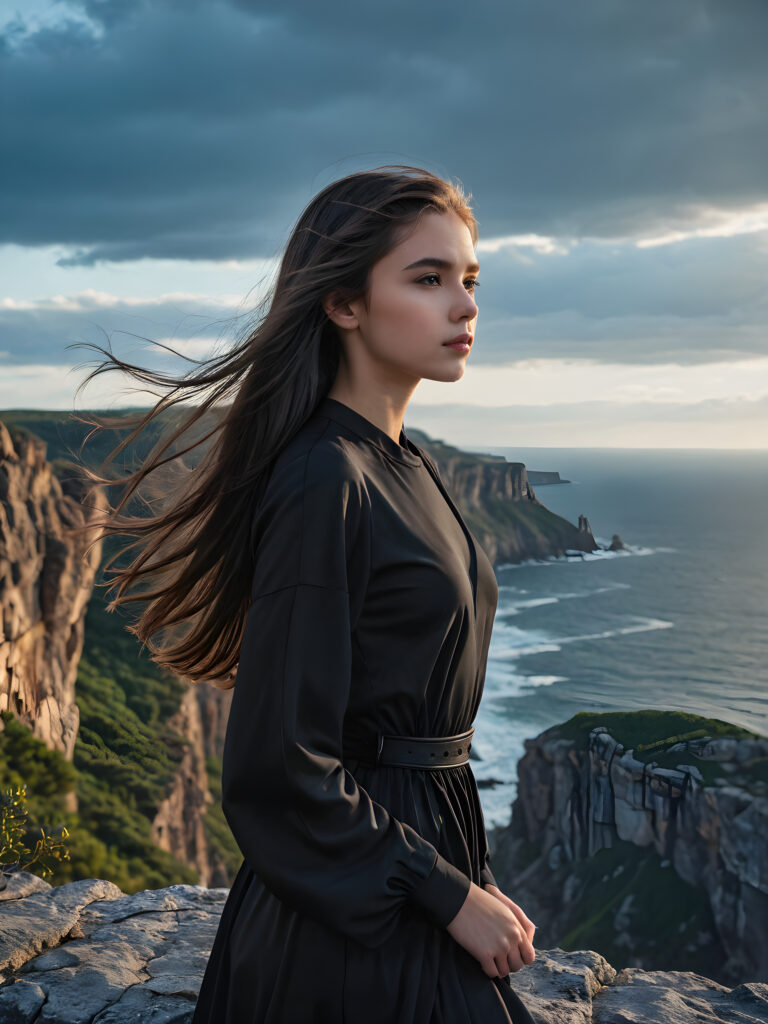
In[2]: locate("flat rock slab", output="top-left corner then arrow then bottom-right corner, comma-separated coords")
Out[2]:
0,874 -> 226,1024
1,872 -> 767,1023
592,969 -> 768,1024
0,876 -> 124,975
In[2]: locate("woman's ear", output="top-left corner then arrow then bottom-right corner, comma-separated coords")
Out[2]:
322,289 -> 360,332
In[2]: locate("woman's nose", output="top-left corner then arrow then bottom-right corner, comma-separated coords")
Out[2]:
458,294 -> 478,321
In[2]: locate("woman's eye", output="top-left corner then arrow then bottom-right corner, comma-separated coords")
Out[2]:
418,274 -> 481,291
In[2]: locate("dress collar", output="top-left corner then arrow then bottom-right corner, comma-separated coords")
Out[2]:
317,397 -> 423,467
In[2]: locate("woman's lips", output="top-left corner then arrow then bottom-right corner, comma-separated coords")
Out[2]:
443,334 -> 472,352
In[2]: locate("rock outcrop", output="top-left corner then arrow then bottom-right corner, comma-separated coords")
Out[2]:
1,870 -> 767,1023
0,421 -> 105,769
193,681 -> 232,765
150,686 -> 214,888
150,683 -> 234,888
527,470 -> 571,485
489,720 -> 768,985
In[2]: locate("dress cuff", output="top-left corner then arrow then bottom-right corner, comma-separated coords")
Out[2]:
410,850 -> 471,928
479,861 -> 497,889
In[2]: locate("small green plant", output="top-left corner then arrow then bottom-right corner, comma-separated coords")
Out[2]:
0,784 -> 71,879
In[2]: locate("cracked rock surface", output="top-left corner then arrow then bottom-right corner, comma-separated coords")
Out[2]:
0,872 -> 224,1023
1,871 -> 767,1023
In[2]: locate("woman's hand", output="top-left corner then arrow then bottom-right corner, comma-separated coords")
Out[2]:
483,882 -> 536,946
445,881 -> 536,979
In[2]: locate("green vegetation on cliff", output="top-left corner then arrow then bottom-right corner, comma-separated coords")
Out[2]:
552,709 -> 759,748
550,709 -> 767,792
558,837 -> 722,980
0,592 -> 200,891
0,551 -> 241,891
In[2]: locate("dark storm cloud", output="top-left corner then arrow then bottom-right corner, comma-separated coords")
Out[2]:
3,0 -> 768,263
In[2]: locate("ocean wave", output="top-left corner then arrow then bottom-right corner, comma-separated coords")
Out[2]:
490,615 -> 674,659
496,542 -> 677,570
496,580 -> 632,613
498,596 -> 562,612
490,673 -> 567,691
470,712 -> 531,827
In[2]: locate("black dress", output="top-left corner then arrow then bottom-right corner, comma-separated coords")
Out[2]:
191,396 -> 536,1024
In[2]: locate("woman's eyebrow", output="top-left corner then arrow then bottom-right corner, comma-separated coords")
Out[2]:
401,256 -> 481,274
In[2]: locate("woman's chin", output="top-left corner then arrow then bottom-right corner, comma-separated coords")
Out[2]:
427,363 -> 468,384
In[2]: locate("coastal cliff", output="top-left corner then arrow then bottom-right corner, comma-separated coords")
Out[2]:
0,415 -> 238,891
408,428 -> 597,564
488,711 -> 768,986
0,422 -> 105,769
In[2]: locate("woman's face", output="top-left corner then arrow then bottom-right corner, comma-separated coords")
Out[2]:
330,208 -> 480,386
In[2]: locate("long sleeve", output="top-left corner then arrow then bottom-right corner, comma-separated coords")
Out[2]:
221,443 -> 471,949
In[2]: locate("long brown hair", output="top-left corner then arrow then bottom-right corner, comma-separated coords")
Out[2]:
67,164 -> 478,687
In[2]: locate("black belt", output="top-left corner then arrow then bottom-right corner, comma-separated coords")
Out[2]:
344,727 -> 474,770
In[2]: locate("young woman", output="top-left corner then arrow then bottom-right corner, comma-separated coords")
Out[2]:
74,165 -> 537,1023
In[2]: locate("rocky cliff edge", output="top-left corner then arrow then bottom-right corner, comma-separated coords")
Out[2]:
1,870 -> 767,1023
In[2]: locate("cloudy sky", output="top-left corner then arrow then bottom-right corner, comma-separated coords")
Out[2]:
2,0 -> 767,448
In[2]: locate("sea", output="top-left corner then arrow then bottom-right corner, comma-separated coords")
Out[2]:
465,446 -> 768,829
